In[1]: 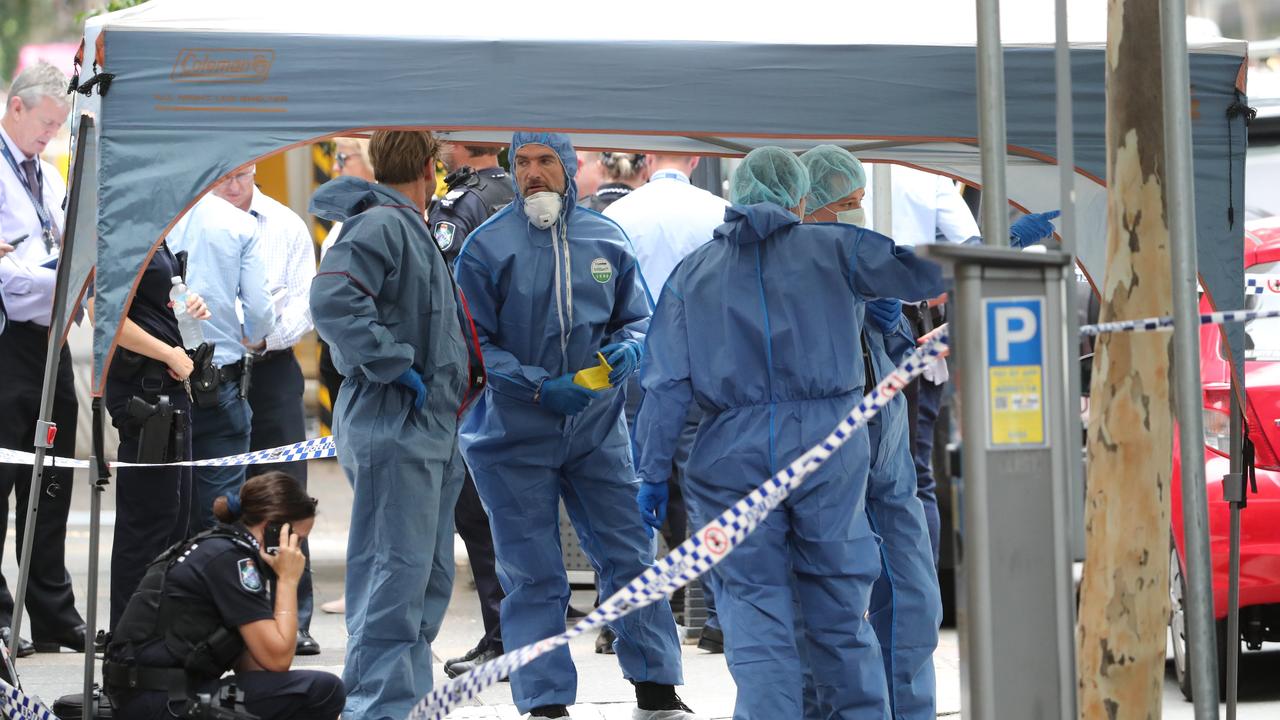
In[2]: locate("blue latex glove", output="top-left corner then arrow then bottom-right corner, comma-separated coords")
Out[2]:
866,298 -> 903,334
602,340 -> 642,385
394,369 -> 428,410
1008,210 -> 1061,248
637,480 -> 669,538
538,373 -> 598,415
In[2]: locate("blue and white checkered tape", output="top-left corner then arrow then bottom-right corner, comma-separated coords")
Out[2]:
0,677 -> 56,720
1080,306 -> 1280,337
0,436 -> 336,471
404,329 -> 950,720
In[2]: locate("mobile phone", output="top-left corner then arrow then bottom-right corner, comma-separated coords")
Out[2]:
4,234 -> 28,248
264,522 -> 282,555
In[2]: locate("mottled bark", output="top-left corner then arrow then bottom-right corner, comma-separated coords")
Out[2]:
1076,0 -> 1174,718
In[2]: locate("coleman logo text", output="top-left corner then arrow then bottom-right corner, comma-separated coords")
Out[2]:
171,49 -> 274,84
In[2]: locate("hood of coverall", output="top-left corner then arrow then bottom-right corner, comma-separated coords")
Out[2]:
508,131 -> 580,226
309,175 -> 418,223
715,202 -> 803,245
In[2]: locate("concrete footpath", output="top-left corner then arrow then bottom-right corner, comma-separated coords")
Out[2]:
4,459 -> 1278,718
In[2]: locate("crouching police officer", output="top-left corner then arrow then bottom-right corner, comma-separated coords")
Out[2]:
103,472 -> 344,720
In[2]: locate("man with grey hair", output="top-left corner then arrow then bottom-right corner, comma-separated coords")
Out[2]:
0,60 -> 86,657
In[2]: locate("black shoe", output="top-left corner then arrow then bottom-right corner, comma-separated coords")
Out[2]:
295,630 -> 321,656
445,644 -> 505,681
0,627 -> 34,658
566,604 -> 589,620
697,625 -> 724,654
33,624 -> 85,653
595,626 -> 616,655
526,705 -> 570,718
634,681 -> 695,713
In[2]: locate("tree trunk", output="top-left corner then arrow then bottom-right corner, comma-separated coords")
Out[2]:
1077,0 -> 1174,718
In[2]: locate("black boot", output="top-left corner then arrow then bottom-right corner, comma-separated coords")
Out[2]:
526,704 -> 570,718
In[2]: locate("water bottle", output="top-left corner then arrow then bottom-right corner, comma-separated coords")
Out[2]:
170,276 -> 205,349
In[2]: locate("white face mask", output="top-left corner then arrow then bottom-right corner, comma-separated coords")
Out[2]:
524,191 -> 563,230
836,208 -> 866,226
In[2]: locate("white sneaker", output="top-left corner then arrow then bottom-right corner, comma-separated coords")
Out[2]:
632,707 -> 705,720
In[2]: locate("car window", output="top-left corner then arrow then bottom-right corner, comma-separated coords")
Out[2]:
1233,261 -> 1280,362
1246,143 -> 1280,222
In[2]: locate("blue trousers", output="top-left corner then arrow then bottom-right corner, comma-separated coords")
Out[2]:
907,377 -> 945,566
190,381 -> 251,530
867,402 -> 941,720
336,386 -> 464,720
466,401 -> 683,713
688,423 -> 888,720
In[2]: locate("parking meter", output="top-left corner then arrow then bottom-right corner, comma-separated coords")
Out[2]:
921,243 -> 1079,720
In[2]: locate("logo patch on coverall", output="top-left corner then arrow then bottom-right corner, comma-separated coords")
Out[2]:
590,258 -> 612,283
238,558 -> 263,592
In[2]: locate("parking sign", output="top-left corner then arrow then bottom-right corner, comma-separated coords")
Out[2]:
984,297 -> 1047,448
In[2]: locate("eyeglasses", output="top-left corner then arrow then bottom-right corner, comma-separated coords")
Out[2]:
225,170 -> 256,185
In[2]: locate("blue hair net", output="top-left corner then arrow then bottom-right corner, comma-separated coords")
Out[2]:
730,146 -> 811,209
799,145 -> 867,210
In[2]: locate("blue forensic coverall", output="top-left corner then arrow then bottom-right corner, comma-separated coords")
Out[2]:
864,314 -> 943,720
453,132 -> 683,713
634,203 -> 944,720
309,177 -> 469,720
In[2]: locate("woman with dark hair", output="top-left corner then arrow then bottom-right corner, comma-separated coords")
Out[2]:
104,472 -> 345,720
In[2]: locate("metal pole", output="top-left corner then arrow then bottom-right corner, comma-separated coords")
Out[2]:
976,0 -> 1009,247
872,164 -> 893,235
1159,0 -> 1219,715
1226,386 -> 1242,720
1052,1 -> 1082,714
83,398 -> 107,720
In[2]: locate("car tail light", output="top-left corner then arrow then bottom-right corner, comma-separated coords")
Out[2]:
1203,388 -> 1233,457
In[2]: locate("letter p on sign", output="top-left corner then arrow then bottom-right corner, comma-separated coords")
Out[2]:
994,307 -> 1038,362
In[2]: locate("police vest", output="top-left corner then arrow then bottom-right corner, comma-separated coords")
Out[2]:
440,165 -> 516,218
106,526 -> 257,687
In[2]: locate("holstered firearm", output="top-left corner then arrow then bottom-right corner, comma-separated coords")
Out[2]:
187,682 -> 259,720
127,395 -> 174,464
188,343 -> 219,409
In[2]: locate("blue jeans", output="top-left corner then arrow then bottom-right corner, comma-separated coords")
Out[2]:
190,381 -> 252,530
912,378 -> 944,567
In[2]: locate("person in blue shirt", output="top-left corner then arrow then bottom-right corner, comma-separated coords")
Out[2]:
633,146 -> 945,720
166,189 -> 275,531
454,132 -> 695,720
310,130 -> 470,720
800,145 -> 941,720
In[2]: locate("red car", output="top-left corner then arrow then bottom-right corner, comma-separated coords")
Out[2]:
1169,216 -> 1280,699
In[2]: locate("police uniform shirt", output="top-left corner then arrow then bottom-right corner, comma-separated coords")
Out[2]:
103,242 -> 186,412
135,526 -> 274,668
427,166 -> 514,263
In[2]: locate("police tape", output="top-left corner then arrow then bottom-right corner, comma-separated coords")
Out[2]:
0,678 -> 56,720
404,329 -> 951,720
1079,306 -> 1280,337
0,436 -> 336,471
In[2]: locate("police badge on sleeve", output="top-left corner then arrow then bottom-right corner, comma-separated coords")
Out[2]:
434,221 -> 457,252
238,558 -> 263,592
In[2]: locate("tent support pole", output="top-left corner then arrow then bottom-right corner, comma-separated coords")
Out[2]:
1052,1 -> 1082,716
83,398 -> 108,720
975,0 -> 1009,246
1160,0 -> 1219,717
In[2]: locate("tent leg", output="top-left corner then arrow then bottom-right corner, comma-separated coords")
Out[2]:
1224,374 -> 1246,720
83,398 -> 108,720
